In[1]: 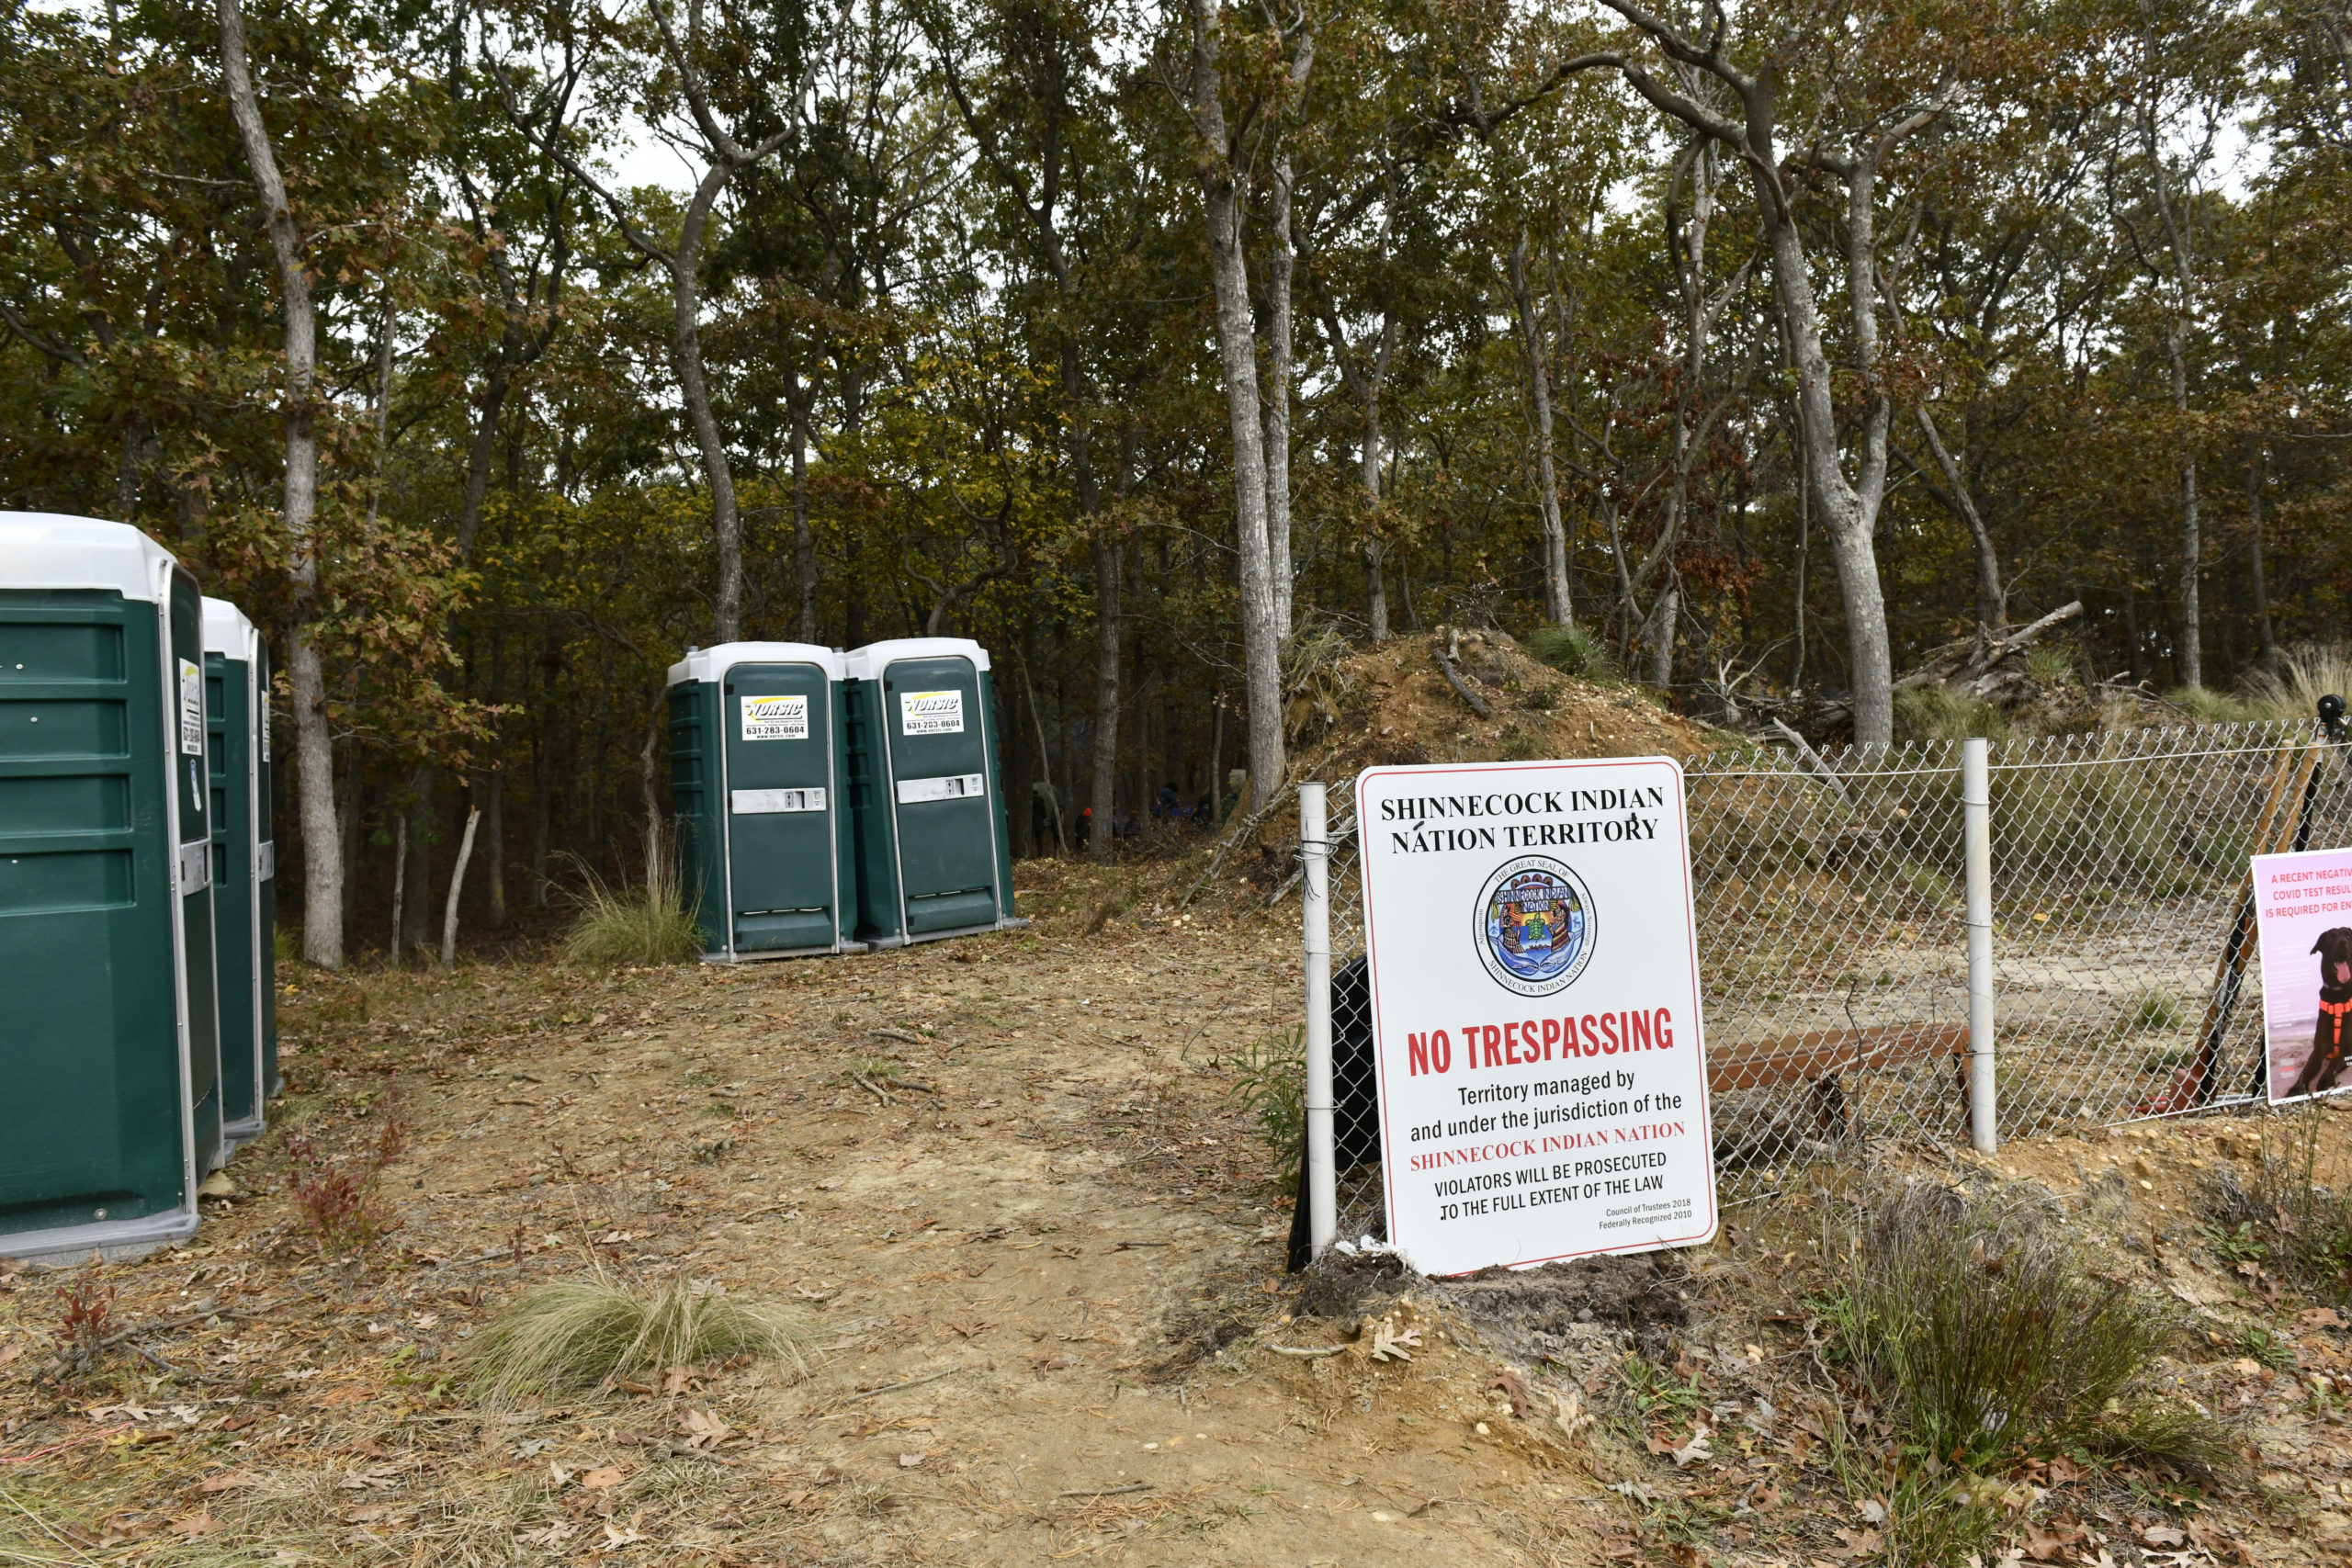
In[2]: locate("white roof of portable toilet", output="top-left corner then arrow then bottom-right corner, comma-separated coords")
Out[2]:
0,512 -> 179,603
201,597 -> 259,660
666,641 -> 847,688
843,637 -> 990,682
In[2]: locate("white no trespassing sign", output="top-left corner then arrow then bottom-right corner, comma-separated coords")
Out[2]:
1357,757 -> 1715,1276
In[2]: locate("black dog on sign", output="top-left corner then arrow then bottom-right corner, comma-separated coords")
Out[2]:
2285,927 -> 2352,1100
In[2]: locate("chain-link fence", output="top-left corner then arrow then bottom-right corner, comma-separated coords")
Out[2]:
1303,718 -> 2352,1254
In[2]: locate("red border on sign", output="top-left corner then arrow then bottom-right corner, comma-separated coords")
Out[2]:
1354,755 -> 1716,1274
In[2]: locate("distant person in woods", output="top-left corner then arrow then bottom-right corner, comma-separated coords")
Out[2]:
1155,783 -> 1179,820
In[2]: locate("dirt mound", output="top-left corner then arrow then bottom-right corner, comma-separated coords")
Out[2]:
1181,629 -> 1721,899
1289,627 -> 1719,787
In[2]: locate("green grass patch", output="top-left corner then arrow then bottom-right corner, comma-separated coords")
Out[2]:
2207,1116 -> 2352,1299
1894,686 -> 2008,741
1521,622 -> 1621,683
1228,1027 -> 1305,1193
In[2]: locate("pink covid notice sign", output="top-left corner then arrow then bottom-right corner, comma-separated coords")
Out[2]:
2255,847 -> 2352,1105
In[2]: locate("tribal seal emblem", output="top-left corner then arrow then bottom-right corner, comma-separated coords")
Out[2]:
1475,856 -> 1595,997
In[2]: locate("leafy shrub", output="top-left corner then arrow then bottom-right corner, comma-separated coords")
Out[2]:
282,1100 -> 406,1256
1826,1183 -> 2226,1477
1521,622 -> 1620,683
1229,1027 -> 1305,1193
562,872 -> 702,966
51,1274 -> 117,1381
466,1272 -> 802,1404
286,1134 -> 396,1256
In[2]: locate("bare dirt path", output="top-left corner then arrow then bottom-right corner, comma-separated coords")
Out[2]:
0,868 -> 1604,1565
17,864 -> 2352,1566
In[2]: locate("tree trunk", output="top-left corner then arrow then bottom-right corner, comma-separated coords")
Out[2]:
1751,154 -> 1894,745
1207,694 -> 1224,825
485,629 -> 507,924
1007,655 -> 1036,859
1363,436 -> 1389,641
1645,587 -> 1678,687
455,366 -> 510,560
1916,405 -> 2005,630
1264,153 -> 1295,639
220,0 -> 341,965
390,814 -> 407,970
2249,442 -> 2278,675
640,685 -> 666,894
401,766 -> 434,959
1186,0 -> 1284,801
2167,322 -> 2201,688
1089,538 -> 1120,860
1510,231 -> 1571,626
673,164 -> 748,641
439,806 -> 481,969
790,384 -> 817,641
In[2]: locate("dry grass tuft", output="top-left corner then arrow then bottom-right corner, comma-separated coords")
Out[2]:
465,1271 -> 804,1404
2244,642 -> 2352,723
561,870 -> 702,966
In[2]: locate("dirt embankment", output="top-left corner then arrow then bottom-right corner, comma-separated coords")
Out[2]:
1188,630 -> 1720,896
1288,629 -> 1719,786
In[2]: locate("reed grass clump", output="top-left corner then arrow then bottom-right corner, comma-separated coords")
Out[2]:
2244,642 -> 2352,723
561,872 -> 701,965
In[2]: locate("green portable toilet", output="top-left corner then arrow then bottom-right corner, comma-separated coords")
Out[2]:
0,513 -> 222,1261
204,597 -> 277,1151
667,642 -> 860,961
842,637 -> 1023,947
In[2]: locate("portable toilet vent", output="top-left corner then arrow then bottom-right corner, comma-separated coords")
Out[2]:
667,642 -> 859,961
0,513 -> 222,1262
842,637 -> 1023,947
204,597 -> 277,1150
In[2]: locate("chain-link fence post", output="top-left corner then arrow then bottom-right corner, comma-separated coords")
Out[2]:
1964,736 -> 1997,1154
1299,782 -> 1337,1260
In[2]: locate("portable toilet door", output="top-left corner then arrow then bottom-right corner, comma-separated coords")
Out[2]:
842,637 -> 1022,947
666,643 -> 858,961
204,597 -> 273,1151
0,513 -> 222,1262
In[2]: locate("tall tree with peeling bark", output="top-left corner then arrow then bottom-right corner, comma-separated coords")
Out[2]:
217,0 -> 344,966
498,0 -> 826,644
1551,0 -> 1993,743
1170,0 -> 1313,803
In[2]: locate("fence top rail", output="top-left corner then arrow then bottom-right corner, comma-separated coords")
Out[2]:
1687,761 -> 1963,783
1687,718 -> 2331,780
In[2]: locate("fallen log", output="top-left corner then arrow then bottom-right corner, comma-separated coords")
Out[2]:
1706,1021 -> 1970,1092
